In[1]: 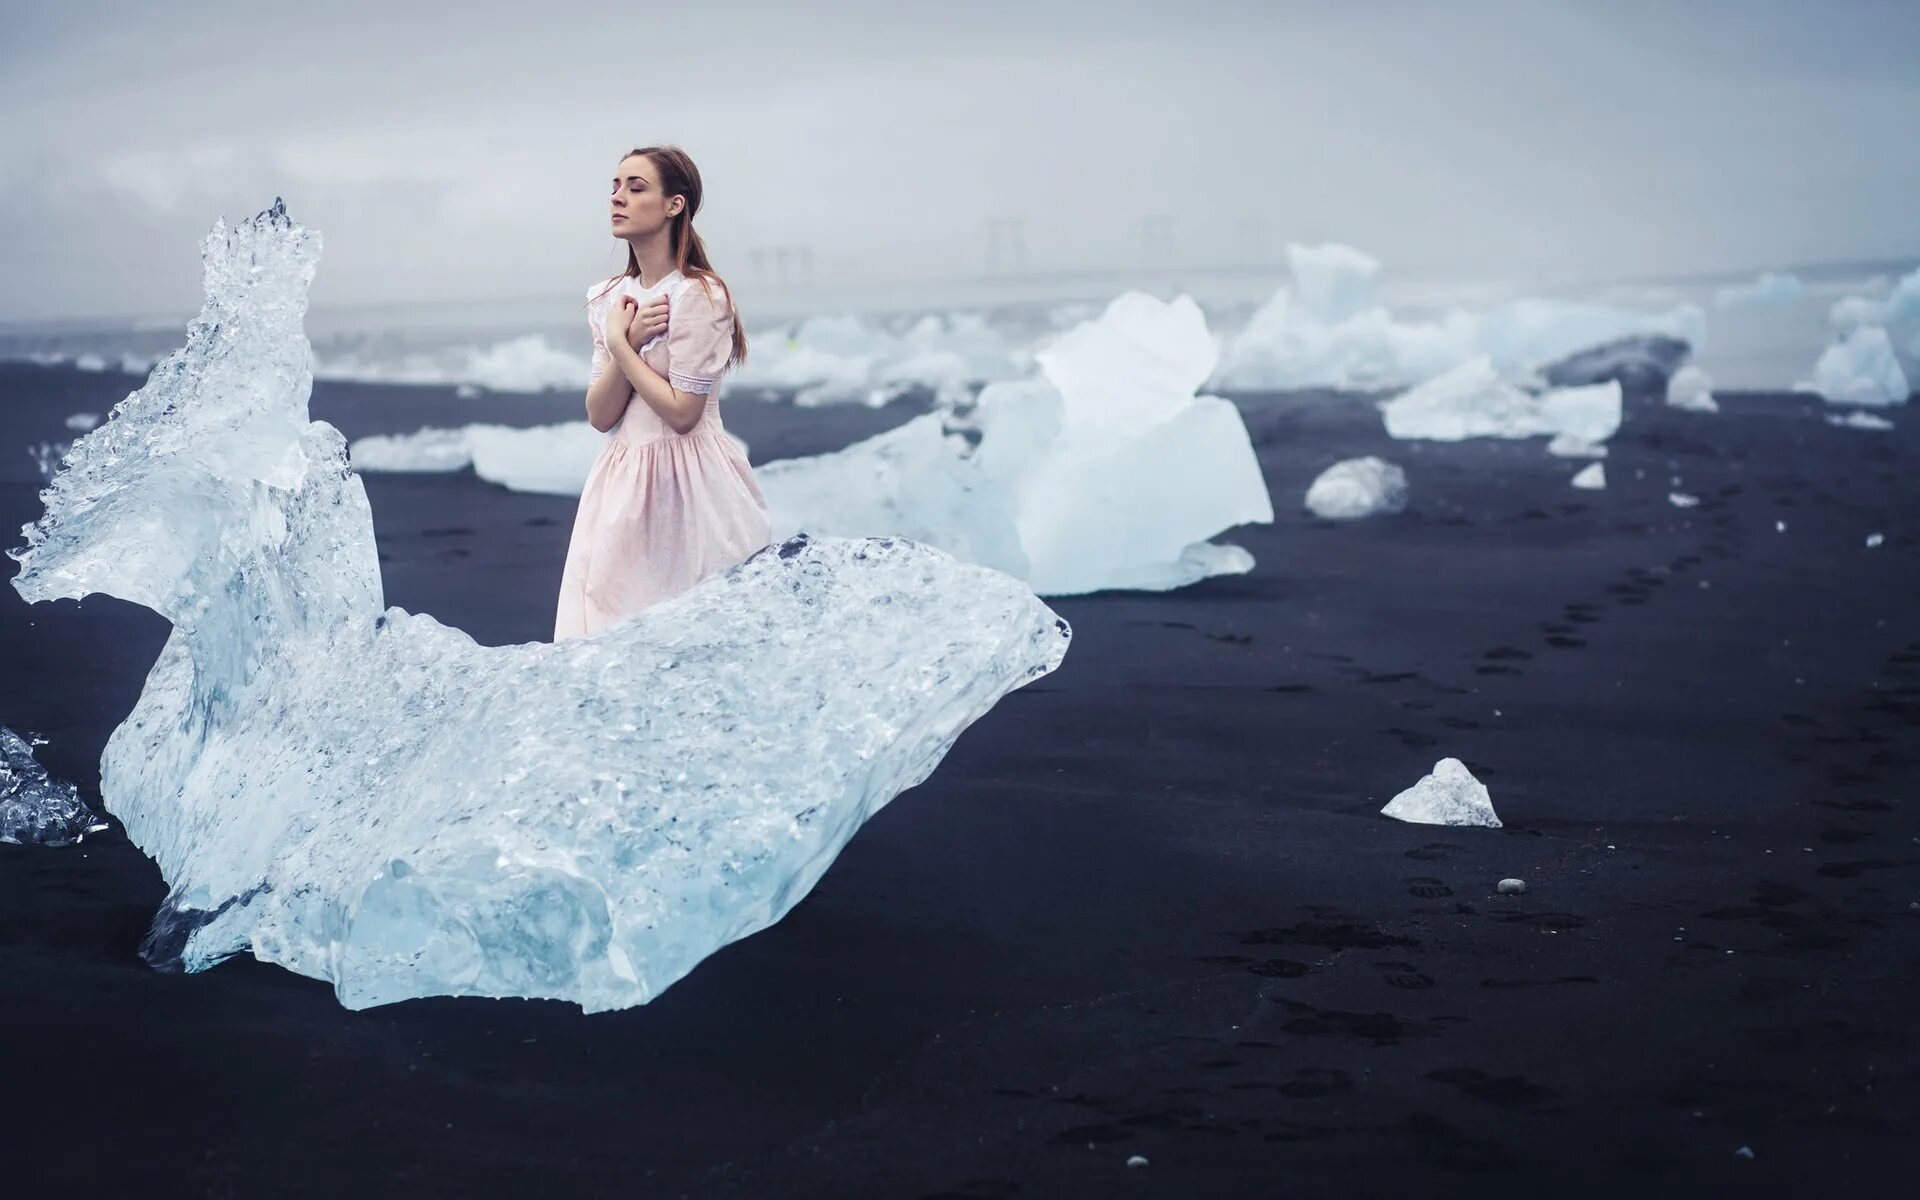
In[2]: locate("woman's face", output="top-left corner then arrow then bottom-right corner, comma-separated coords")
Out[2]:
610,155 -> 682,237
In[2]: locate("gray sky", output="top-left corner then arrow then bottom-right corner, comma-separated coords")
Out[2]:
2,0 -> 1917,322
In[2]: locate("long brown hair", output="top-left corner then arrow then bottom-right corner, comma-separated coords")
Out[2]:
587,144 -> 748,366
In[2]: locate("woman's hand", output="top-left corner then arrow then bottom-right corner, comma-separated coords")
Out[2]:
624,294 -> 670,351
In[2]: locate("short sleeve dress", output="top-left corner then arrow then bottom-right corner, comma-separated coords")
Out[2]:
553,270 -> 774,640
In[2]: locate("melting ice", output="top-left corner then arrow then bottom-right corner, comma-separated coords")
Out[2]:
8,200 -> 1070,1012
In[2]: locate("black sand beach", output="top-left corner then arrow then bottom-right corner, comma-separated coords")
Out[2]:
2,360 -> 1916,1196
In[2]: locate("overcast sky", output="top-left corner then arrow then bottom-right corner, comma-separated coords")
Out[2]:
2,0 -> 1916,322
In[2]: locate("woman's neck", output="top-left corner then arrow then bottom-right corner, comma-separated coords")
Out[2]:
630,234 -> 678,288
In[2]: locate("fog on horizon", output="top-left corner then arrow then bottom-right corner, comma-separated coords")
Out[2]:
2,0 -> 1917,325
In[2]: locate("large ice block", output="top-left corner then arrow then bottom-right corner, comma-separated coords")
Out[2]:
756,292 -> 1275,596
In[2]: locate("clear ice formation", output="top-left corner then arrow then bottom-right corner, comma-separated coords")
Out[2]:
1214,243 -> 1704,391
350,421 -> 750,495
7,200 -> 1070,1012
0,726 -> 107,846
1570,462 -> 1606,490
1303,456 -> 1407,520
755,292 -> 1276,597
1379,357 -> 1622,445
1380,757 -> 1501,828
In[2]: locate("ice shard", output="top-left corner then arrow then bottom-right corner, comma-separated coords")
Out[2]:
756,292 -> 1275,596
1381,758 -> 1501,828
0,726 -> 107,847
8,200 -> 1070,1012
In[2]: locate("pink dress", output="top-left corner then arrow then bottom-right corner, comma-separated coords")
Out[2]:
553,269 -> 773,640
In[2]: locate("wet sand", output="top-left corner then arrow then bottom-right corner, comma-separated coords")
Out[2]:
1,361 -> 1915,1196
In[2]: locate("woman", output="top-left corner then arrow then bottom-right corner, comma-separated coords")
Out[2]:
554,145 -> 774,640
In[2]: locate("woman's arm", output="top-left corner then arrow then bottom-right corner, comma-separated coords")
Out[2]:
607,337 -> 707,435
584,295 -> 671,433
584,353 -> 633,433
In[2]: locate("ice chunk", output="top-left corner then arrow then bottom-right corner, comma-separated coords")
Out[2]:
1714,272 -> 1805,309
9,200 -> 1071,1012
1379,358 -> 1622,445
64,412 -> 101,432
1304,456 -> 1407,519
1381,758 -> 1501,828
1866,532 -> 1884,548
1669,491 -> 1700,508
1665,364 -> 1719,413
757,292 -> 1275,596
1797,325 -> 1911,406
1570,462 -> 1606,490
1826,409 -> 1894,431
0,727 -> 107,846
1216,246 -> 1703,392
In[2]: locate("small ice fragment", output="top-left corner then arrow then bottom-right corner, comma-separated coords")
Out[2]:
1866,533 -> 1883,548
1381,757 -> 1501,828
1304,456 -> 1407,519
1496,878 -> 1527,895
1665,364 -> 1719,413
1735,1146 -> 1755,1160
1668,492 -> 1699,508
1126,1155 -> 1150,1168
64,412 -> 101,432
1546,433 -> 1607,459
1,726 -> 108,846
1570,462 -> 1605,490
1825,409 -> 1894,431
1776,520 -> 1787,533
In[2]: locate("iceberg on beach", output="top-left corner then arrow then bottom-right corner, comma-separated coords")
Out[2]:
1214,242 -> 1703,391
8,199 -> 1070,1013
1379,357 -> 1623,445
1797,325 -> 1911,407
756,291 -> 1276,596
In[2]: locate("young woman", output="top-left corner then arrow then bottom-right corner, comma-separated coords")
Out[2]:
553,145 -> 774,640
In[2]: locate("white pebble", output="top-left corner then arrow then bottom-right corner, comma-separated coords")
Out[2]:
1497,878 -> 1527,895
